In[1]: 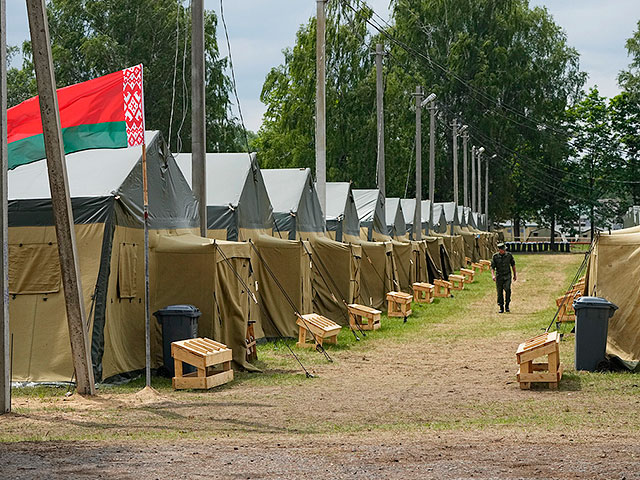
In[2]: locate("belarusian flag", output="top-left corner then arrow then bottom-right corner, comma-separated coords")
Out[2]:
7,64 -> 145,170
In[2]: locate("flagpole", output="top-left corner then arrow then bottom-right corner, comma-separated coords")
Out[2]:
142,142 -> 151,388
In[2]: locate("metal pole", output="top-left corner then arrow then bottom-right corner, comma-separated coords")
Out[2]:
315,0 -> 326,215
26,0 -> 95,395
376,44 -> 385,197
0,0 -> 10,413
452,119 -> 458,206
462,133 -> 468,208
471,146 -> 476,211
485,155 -> 489,226
477,150 -> 482,215
429,101 -> 436,233
142,144 -> 151,387
414,87 -> 422,241
191,0 -> 206,237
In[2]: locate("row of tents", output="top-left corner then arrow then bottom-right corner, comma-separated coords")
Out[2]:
8,131 -> 498,383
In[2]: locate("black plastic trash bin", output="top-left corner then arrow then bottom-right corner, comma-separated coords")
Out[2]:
153,304 -> 202,377
573,296 -> 618,371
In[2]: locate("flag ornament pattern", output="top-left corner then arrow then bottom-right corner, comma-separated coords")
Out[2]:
7,64 -> 145,170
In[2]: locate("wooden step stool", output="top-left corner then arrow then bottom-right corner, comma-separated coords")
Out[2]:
516,331 -> 563,390
246,320 -> 257,362
347,304 -> 382,331
296,313 -> 341,349
479,259 -> 492,271
412,282 -> 434,303
471,262 -> 484,274
433,279 -> 452,297
460,268 -> 475,283
555,293 -> 578,323
386,291 -> 413,320
171,337 -> 233,390
449,274 -> 465,290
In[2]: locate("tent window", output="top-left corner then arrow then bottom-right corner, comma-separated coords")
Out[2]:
118,243 -> 138,299
9,243 -> 61,295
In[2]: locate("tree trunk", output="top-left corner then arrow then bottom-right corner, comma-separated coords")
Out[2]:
514,217 -> 521,242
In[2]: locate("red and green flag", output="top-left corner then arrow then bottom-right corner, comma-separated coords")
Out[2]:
7,64 -> 145,170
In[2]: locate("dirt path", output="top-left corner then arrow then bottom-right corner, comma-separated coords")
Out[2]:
2,254 -> 639,479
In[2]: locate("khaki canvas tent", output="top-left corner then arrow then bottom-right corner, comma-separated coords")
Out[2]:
324,182 -> 360,243
385,198 -> 408,240
176,154 -> 312,339
9,131 -> 200,382
263,169 -> 361,326
353,188 -> 389,241
262,168 -> 326,240
586,228 -> 640,370
151,234 -> 258,371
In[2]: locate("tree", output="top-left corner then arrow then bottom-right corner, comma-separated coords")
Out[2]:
7,0 -> 243,153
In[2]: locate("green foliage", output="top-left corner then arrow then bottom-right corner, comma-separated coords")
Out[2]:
6,0 -> 244,153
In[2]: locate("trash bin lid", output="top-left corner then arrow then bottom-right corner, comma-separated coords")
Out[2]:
153,304 -> 202,318
573,296 -> 618,311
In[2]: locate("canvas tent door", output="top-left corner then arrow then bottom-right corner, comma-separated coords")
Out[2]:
391,241 -> 414,293
586,231 -> 640,369
251,235 -> 312,338
358,241 -> 396,310
307,236 -> 362,325
150,234 -> 257,371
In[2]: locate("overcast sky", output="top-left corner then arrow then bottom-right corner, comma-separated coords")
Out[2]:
5,1 -> 640,132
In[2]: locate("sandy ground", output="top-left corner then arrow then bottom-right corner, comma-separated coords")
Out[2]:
1,254 -> 639,479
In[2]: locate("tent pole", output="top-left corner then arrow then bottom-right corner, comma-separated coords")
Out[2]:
0,0 -> 10,413
26,0 -> 95,396
142,143 -> 151,388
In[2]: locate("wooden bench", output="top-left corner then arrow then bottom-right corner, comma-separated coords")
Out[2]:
246,320 -> 257,362
449,274 -> 465,290
296,313 -> 341,349
171,337 -> 233,390
433,278 -> 452,297
479,259 -> 492,271
386,291 -> 413,320
460,268 -> 475,283
471,262 -> 484,274
412,282 -> 434,303
516,331 -> 563,390
347,304 -> 382,331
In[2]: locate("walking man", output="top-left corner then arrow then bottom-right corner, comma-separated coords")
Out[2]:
491,242 -> 517,313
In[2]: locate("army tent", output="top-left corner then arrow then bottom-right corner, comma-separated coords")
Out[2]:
385,198 -> 407,239
431,203 -> 448,234
175,154 -> 312,339
262,168 -> 326,240
437,202 -> 460,235
353,189 -> 389,241
175,153 -> 274,240
400,198 -> 428,240
586,229 -> 640,370
324,182 -> 360,242
151,234 -> 257,370
8,131 -> 199,382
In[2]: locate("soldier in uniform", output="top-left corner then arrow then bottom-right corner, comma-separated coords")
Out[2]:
491,242 -> 517,313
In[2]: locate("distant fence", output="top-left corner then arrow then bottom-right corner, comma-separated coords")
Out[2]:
504,241 -> 571,253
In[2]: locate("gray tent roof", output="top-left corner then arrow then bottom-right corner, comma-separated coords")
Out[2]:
262,168 -> 325,238
175,152 -> 274,239
9,131 -> 198,229
324,182 -> 360,241
432,203 -> 448,233
385,198 -> 406,237
436,202 -> 460,225
353,188 -> 389,238
457,206 -> 468,227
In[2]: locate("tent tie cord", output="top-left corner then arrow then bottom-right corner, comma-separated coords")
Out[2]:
247,239 -> 333,363
213,241 -> 315,377
362,244 -> 398,291
545,236 -> 596,333
300,240 -> 366,340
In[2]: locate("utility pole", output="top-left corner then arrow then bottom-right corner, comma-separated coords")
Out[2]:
376,44 -> 385,198
414,87 -> 422,241
1,0 -> 10,413
315,0 -> 327,215
471,146 -> 476,211
460,126 -> 469,207
451,119 -> 459,206
191,0 -> 207,237
26,0 -> 95,395
428,94 -> 436,233
477,147 -> 484,215
486,154 -> 496,229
